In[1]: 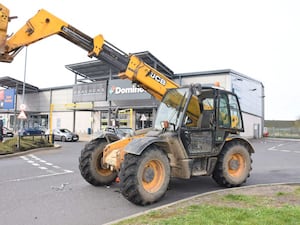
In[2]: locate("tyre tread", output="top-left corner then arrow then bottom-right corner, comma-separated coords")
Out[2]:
212,141 -> 252,187
79,138 -> 116,186
120,148 -> 170,205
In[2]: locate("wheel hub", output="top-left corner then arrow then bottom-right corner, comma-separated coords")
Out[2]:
143,166 -> 155,183
141,159 -> 165,193
229,158 -> 240,171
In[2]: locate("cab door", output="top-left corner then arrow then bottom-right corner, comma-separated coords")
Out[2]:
179,89 -> 217,156
215,91 -> 244,142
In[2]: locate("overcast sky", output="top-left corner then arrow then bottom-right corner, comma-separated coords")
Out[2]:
1,0 -> 299,121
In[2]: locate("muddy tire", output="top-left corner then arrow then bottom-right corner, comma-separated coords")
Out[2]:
212,141 -> 252,187
120,146 -> 170,205
79,138 -> 117,186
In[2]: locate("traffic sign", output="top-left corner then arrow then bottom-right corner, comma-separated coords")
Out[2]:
140,114 -> 147,121
20,104 -> 26,110
18,110 -> 27,119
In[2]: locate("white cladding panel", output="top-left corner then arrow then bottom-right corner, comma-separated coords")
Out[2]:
241,113 -> 262,138
52,111 -> 74,130
175,74 -> 229,89
74,111 -> 92,133
51,89 -> 73,105
231,75 -> 263,117
21,93 -> 40,111
17,91 -> 51,112
38,91 -> 51,112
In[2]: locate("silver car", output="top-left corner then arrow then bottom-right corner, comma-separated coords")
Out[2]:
104,126 -> 135,138
52,128 -> 79,142
3,127 -> 14,137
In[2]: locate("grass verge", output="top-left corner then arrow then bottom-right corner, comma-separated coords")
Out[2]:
114,184 -> 300,225
0,136 -> 53,155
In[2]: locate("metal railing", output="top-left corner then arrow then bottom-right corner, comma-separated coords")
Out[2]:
266,127 -> 300,139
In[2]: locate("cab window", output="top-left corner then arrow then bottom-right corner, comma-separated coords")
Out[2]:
228,94 -> 243,129
218,93 -> 243,130
218,94 -> 231,128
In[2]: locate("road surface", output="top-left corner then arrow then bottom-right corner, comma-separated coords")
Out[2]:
0,138 -> 299,225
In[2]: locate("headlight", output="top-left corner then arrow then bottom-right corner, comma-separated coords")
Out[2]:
160,121 -> 169,129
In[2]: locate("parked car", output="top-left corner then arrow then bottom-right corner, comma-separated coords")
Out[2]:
2,127 -> 14,137
52,128 -> 79,142
19,127 -> 45,136
104,126 -> 135,138
263,127 -> 269,137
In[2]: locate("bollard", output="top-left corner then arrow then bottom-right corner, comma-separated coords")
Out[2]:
0,120 -> 3,143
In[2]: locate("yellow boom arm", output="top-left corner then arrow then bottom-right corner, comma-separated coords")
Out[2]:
0,4 -> 201,120
0,4 -> 180,103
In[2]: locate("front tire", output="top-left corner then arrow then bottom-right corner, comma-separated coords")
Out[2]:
212,141 -> 252,187
120,146 -> 170,205
79,138 -> 117,186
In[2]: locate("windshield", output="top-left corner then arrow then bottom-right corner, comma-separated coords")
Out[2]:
118,128 -> 134,136
154,88 -> 190,130
59,129 -> 71,133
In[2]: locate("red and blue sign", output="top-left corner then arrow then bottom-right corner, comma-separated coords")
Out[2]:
0,89 -> 15,110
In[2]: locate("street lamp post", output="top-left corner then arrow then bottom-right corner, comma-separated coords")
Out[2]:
17,47 -> 28,150
21,47 -> 27,129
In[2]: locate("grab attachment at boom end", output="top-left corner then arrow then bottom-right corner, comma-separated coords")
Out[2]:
0,4 -> 10,61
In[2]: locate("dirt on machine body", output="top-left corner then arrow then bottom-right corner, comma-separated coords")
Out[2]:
0,4 -> 254,205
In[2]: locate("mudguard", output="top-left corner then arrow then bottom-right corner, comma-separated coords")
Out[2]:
125,136 -> 166,155
225,134 -> 255,153
96,131 -> 120,143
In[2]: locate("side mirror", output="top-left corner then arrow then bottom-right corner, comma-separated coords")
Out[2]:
192,84 -> 202,95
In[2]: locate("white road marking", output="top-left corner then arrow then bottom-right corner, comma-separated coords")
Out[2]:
19,154 -> 74,177
280,150 -> 291,152
39,167 -> 48,170
266,143 -> 299,154
1,154 -> 74,185
0,170 -> 73,184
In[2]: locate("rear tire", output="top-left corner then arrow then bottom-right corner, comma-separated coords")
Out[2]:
79,138 -> 117,186
212,141 -> 252,187
120,146 -> 170,205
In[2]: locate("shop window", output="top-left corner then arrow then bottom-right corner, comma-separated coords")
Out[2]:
136,111 -> 153,130
100,111 -> 108,129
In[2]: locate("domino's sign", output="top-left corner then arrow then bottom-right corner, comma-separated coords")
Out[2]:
108,80 -> 151,100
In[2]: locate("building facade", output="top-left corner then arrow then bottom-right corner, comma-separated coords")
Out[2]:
0,52 -> 264,138
0,68 -> 264,138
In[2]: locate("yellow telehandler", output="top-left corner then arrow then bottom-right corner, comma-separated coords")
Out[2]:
0,4 -> 254,205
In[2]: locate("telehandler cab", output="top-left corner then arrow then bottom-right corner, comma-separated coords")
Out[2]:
0,4 -> 254,205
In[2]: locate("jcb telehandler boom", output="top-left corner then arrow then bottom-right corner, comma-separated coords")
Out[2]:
0,4 -> 200,124
0,4 -> 180,102
0,4 -> 254,206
